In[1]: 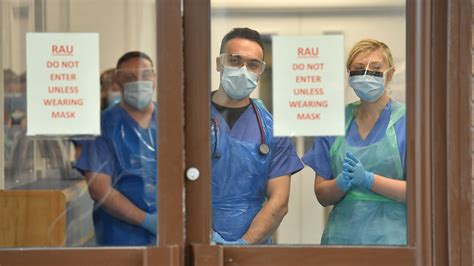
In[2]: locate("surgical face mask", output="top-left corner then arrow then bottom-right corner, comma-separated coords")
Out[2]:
123,81 -> 153,110
220,65 -> 258,100
348,71 -> 385,102
107,91 -> 121,107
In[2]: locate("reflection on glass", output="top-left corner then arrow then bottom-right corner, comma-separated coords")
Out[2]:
1,0 -> 157,247
211,0 -> 406,245
210,28 -> 304,245
303,39 -> 407,245
75,52 -> 158,246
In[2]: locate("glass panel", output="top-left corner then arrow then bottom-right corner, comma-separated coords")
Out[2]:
1,0 -> 158,247
210,0 -> 407,245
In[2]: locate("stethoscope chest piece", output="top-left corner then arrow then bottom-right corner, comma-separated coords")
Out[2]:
259,143 -> 270,155
249,100 -> 270,156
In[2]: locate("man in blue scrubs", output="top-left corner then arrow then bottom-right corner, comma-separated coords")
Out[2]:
211,28 -> 304,244
75,51 -> 157,246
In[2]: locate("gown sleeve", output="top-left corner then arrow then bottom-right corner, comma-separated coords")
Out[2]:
268,137 -> 304,179
302,136 -> 335,180
74,136 -> 114,177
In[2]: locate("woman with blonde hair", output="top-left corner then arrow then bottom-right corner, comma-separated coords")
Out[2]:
303,39 -> 406,245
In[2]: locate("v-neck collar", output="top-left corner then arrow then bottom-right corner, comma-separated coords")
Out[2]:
351,100 -> 392,144
211,103 -> 253,135
117,104 -> 157,131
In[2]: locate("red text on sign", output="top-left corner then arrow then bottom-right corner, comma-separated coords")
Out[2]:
43,98 -> 84,106
48,86 -> 79,94
306,63 -> 324,70
296,75 -> 321,83
52,45 -> 73,55
51,111 -> 76,119
297,47 -> 319,57
293,88 -> 324,95
289,100 -> 328,108
47,61 -> 79,68
50,73 -> 76,81
296,113 -> 321,120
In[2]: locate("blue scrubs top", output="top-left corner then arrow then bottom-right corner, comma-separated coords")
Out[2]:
211,102 -> 303,178
211,100 -> 304,242
302,100 -> 406,179
75,104 -> 157,246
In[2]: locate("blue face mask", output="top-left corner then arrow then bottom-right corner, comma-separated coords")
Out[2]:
123,81 -> 153,110
348,73 -> 385,102
221,66 -> 258,100
107,91 -> 121,107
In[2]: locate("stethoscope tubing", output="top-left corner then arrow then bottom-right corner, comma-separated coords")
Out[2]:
211,99 -> 269,157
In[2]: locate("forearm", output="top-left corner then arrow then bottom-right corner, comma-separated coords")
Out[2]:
241,199 -> 288,244
95,188 -> 146,225
241,175 -> 290,244
371,174 -> 406,202
86,172 -> 146,226
314,175 -> 346,206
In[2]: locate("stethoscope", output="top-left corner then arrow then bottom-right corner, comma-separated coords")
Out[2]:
211,100 -> 270,158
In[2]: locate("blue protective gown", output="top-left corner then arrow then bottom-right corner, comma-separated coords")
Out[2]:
211,99 -> 303,243
303,100 -> 407,245
75,104 -> 157,246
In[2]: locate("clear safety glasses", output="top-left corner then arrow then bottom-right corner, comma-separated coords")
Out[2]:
219,53 -> 266,75
115,68 -> 155,83
349,61 -> 385,72
349,61 -> 394,78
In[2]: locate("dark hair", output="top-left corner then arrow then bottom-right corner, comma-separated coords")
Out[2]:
219,27 -> 264,54
100,68 -> 116,88
3,69 -> 18,85
116,51 -> 154,69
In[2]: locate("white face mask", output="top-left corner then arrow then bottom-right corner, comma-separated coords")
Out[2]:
220,66 -> 258,100
123,81 -> 153,110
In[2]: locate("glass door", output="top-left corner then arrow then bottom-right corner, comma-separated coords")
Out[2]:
0,0 -> 471,265
0,0 -> 184,264
183,0 -> 472,265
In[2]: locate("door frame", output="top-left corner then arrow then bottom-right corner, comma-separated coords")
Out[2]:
0,0 -> 184,265
183,0 -> 472,265
0,0 -> 471,265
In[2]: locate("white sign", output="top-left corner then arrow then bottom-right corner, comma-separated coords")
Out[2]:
26,33 -> 100,135
272,35 -> 345,136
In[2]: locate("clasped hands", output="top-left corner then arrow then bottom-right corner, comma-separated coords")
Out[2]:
336,152 -> 374,192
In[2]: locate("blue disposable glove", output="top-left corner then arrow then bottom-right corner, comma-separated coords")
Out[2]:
343,152 -> 374,190
212,230 -> 247,245
140,212 -> 157,235
335,172 -> 352,192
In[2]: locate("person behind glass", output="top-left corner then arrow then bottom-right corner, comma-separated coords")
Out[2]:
75,51 -> 157,246
3,69 -> 27,162
302,39 -> 407,245
100,68 -> 121,111
211,27 -> 304,245
73,68 -> 122,159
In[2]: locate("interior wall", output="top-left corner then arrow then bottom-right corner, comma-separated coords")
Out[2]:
3,0 -> 157,74
211,9 -> 406,104
55,0 -> 157,72
211,1 -> 406,244
2,0 -> 35,73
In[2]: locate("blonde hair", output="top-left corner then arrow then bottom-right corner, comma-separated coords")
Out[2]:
345,39 -> 394,71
